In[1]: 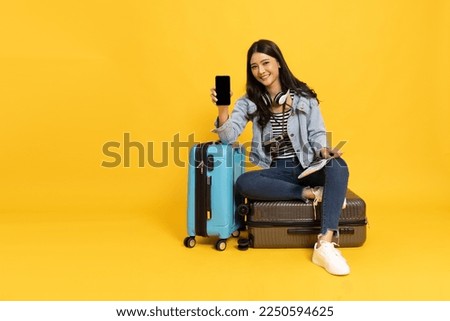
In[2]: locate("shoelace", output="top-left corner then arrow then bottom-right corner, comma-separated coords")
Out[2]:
312,200 -> 318,220
311,188 -> 322,220
321,241 -> 345,259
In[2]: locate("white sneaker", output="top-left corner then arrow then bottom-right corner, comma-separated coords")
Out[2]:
312,240 -> 350,275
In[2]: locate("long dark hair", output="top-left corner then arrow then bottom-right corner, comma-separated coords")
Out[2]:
246,39 -> 318,128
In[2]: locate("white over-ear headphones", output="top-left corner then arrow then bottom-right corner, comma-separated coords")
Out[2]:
261,89 -> 291,107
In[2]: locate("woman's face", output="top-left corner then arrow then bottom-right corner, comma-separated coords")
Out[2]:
250,52 -> 281,91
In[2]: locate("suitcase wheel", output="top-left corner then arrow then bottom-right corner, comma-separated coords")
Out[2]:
231,230 -> 240,238
237,238 -> 250,251
215,239 -> 227,251
237,204 -> 250,216
184,236 -> 196,248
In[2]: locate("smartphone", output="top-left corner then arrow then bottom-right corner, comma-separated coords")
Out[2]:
215,75 -> 231,106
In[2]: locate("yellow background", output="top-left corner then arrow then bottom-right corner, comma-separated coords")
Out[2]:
0,0 -> 449,300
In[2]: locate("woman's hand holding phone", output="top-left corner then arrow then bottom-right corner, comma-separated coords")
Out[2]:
210,88 -> 233,104
211,88 -> 232,127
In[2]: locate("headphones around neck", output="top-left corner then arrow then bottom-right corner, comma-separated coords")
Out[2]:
261,89 -> 291,107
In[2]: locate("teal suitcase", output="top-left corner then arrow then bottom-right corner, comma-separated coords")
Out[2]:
184,142 -> 245,251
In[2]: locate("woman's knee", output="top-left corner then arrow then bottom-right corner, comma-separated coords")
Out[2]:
235,171 -> 255,195
326,158 -> 349,178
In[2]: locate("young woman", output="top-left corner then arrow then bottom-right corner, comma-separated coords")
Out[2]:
210,39 -> 350,276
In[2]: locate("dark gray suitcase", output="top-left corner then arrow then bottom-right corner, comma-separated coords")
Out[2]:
242,190 -> 367,248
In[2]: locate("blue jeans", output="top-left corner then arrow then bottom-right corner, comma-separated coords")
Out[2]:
236,157 -> 349,235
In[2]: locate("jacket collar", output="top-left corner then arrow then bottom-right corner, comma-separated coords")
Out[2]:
291,94 -> 309,113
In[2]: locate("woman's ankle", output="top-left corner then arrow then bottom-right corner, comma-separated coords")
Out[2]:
317,231 -> 334,245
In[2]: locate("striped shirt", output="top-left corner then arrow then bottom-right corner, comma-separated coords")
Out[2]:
269,109 -> 296,160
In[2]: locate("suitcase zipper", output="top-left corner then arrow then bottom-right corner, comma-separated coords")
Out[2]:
247,218 -> 367,228
196,160 -> 205,174
194,142 -> 214,236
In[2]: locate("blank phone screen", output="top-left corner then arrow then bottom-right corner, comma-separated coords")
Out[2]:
215,75 -> 230,106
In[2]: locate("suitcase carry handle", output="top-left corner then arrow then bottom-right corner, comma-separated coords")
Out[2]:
287,227 -> 355,235
287,227 -> 320,235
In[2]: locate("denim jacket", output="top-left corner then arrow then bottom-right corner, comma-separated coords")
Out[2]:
213,93 -> 327,169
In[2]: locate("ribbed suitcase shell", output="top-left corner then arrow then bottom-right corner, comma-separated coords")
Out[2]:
186,143 -> 245,240
247,190 -> 367,248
